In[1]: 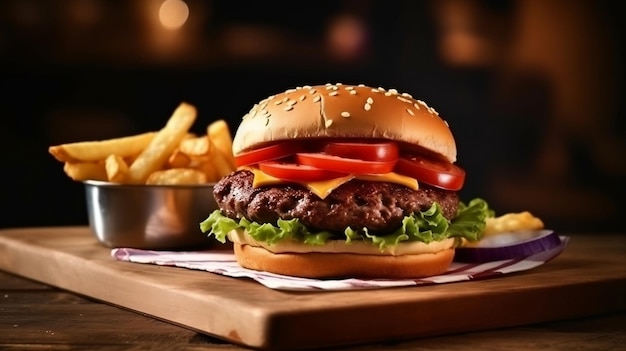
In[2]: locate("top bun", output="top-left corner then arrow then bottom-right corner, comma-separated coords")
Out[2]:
233,83 -> 457,163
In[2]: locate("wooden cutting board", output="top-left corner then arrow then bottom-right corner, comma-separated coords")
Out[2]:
0,226 -> 624,350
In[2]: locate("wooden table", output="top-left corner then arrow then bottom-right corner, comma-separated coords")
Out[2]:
1,270 -> 624,350
1,229 -> 625,350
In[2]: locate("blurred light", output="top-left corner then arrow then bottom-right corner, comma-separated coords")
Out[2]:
159,0 -> 189,30
220,25 -> 284,59
326,14 -> 368,61
68,0 -> 101,27
434,0 -> 492,67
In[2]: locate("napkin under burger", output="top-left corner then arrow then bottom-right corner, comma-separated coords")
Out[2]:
200,83 -> 492,279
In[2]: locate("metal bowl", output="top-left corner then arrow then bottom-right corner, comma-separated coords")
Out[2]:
84,180 -> 221,250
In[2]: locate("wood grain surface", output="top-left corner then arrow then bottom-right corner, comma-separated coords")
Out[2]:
0,227 -> 624,350
2,270 -> 625,350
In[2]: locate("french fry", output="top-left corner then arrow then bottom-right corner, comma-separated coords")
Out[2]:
63,162 -> 107,181
179,135 -> 211,156
146,168 -> 207,185
207,120 -> 236,169
105,154 -> 129,183
208,138 -> 235,178
50,102 -> 235,186
190,156 -> 220,182
182,132 -> 197,140
49,132 -> 156,163
126,102 -> 197,184
484,212 -> 544,236
167,149 -> 191,168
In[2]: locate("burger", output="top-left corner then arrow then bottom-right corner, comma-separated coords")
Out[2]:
200,83 -> 491,279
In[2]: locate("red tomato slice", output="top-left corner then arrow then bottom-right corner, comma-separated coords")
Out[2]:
259,162 -> 348,182
296,153 -> 396,175
394,156 -> 466,191
235,142 -> 306,167
323,141 -> 399,162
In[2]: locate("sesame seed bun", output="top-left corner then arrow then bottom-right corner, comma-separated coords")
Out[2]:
233,83 -> 457,163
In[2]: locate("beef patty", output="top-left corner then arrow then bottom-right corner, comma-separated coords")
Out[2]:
213,170 -> 459,234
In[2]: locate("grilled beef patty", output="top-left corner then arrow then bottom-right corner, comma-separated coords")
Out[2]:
213,170 -> 459,234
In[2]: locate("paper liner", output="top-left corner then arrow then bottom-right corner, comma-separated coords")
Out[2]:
111,236 -> 569,291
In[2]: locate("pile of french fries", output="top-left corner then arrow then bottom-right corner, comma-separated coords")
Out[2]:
48,102 -> 236,185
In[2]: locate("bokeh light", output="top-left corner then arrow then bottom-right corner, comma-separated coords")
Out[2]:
159,0 -> 189,30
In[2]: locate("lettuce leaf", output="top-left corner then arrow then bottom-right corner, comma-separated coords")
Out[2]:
199,198 -> 493,250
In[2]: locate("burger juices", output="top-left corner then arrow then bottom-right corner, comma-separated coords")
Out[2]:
200,83 -> 492,279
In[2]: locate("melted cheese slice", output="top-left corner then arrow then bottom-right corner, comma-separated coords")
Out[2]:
228,229 -> 454,256
243,166 -> 418,199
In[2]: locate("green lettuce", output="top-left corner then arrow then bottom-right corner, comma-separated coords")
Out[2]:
199,198 -> 493,250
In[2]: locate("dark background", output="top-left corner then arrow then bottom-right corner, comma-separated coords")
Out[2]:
1,0 -> 624,233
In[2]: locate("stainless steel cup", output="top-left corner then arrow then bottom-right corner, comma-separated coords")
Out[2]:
84,180 -> 219,250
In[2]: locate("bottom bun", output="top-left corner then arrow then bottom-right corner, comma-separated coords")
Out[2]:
234,243 -> 455,279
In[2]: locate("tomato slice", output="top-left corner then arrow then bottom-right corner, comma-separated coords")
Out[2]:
394,156 -> 466,191
296,153 -> 396,175
235,142 -> 307,167
323,141 -> 399,162
259,162 -> 348,182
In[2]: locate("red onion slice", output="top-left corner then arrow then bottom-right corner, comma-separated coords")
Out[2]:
454,229 -> 562,263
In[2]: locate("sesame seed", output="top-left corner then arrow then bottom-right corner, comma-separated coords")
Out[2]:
313,95 -> 321,103
325,119 -> 333,127
345,86 -> 354,90
406,108 -> 414,116
336,83 -> 343,85
401,92 -> 412,98
444,120 -> 449,127
303,85 -> 311,89
282,97 -> 289,102
284,105 -> 293,111
329,91 -> 338,96
341,111 -> 350,118
287,100 -> 297,106
275,100 -> 283,105
364,103 -> 371,111
357,84 -> 365,87
384,92 -> 393,96
265,119 -> 269,126
325,83 -> 332,86
371,88 -> 379,93
349,90 -> 357,95
388,88 -> 398,94
366,97 -> 374,104
299,95 -> 306,101
309,89 -> 317,94
413,103 -> 420,110
286,88 -> 296,93
397,97 -> 411,103
378,87 -> 386,92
